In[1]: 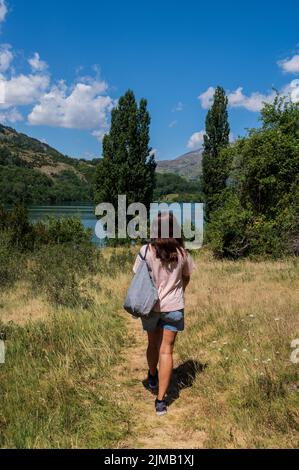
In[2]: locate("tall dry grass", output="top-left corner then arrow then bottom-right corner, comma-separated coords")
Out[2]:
0,247 -> 134,449
177,250 -> 299,448
0,244 -> 298,448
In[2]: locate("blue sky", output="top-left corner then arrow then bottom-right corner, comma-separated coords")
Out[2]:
0,0 -> 299,161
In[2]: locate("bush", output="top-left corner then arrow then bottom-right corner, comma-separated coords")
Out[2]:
30,243 -> 101,308
34,216 -> 93,246
6,203 -> 36,252
206,96 -> 299,259
0,232 -> 24,289
206,191 -> 253,258
207,193 -> 292,259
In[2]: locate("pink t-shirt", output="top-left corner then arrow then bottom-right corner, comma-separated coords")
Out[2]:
133,244 -> 195,313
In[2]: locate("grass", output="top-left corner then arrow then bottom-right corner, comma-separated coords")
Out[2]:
0,245 -> 134,449
176,250 -> 299,448
0,243 -> 298,449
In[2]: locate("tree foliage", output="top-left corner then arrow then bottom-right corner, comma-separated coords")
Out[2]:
202,86 -> 231,219
207,95 -> 299,258
154,173 -> 201,200
94,90 -> 156,209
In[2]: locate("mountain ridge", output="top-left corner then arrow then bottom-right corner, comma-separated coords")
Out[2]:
156,149 -> 203,180
0,124 -> 202,204
0,124 -> 97,204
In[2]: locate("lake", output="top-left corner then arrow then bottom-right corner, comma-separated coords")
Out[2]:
28,202 -> 204,247
28,203 -> 101,245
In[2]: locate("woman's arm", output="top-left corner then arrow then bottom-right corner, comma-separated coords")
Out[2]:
183,275 -> 190,291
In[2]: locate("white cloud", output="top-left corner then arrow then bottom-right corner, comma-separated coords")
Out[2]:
187,130 -> 205,149
28,79 -> 114,133
0,41 -> 113,140
28,52 -> 48,72
282,79 -> 299,103
198,87 -> 215,109
228,87 -> 275,112
0,107 -> 22,123
278,54 -> 299,73
187,131 -> 233,150
198,86 -> 275,112
92,129 -> 108,142
150,148 -> 158,158
169,120 -> 178,128
0,3 -> 114,141
172,101 -> 183,112
0,0 -> 8,23
0,44 -> 12,72
0,40 -> 113,140
0,73 -> 50,108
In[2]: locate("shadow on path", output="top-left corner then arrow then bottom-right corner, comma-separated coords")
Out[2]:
167,360 -> 207,405
143,360 -> 207,405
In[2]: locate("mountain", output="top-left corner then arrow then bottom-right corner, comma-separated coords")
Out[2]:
0,124 -> 98,204
0,124 -> 202,205
156,150 -> 203,180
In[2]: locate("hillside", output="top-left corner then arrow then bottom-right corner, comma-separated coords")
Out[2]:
157,150 -> 203,180
0,124 -> 202,204
0,124 -> 98,204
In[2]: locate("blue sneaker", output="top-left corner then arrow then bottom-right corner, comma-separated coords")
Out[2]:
155,399 -> 167,416
147,370 -> 159,391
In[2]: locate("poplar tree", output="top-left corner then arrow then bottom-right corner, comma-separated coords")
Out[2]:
202,86 -> 230,219
95,90 -> 156,210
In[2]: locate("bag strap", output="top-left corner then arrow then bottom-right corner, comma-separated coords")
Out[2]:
138,244 -> 153,273
138,243 -> 150,261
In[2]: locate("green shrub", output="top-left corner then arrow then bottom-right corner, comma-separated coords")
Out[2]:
207,191 -> 296,259
206,191 -> 253,258
34,216 -> 93,246
30,243 -> 100,308
206,96 -> 299,259
7,203 -> 35,252
0,232 -> 24,288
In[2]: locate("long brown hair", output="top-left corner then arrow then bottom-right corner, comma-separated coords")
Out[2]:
151,212 -> 185,263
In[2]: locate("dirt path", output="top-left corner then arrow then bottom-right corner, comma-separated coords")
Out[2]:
116,313 -> 206,450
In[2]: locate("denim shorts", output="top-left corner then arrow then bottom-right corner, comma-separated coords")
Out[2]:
141,309 -> 185,333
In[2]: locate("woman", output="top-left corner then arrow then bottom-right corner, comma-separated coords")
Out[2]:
133,212 -> 195,416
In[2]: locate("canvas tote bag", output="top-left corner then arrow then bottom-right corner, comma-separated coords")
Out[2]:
124,245 -> 159,318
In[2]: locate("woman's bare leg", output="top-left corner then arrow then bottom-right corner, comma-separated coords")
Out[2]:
147,327 -> 163,376
158,329 -> 177,400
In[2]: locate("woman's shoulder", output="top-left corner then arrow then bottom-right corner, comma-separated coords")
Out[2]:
140,244 -> 154,257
